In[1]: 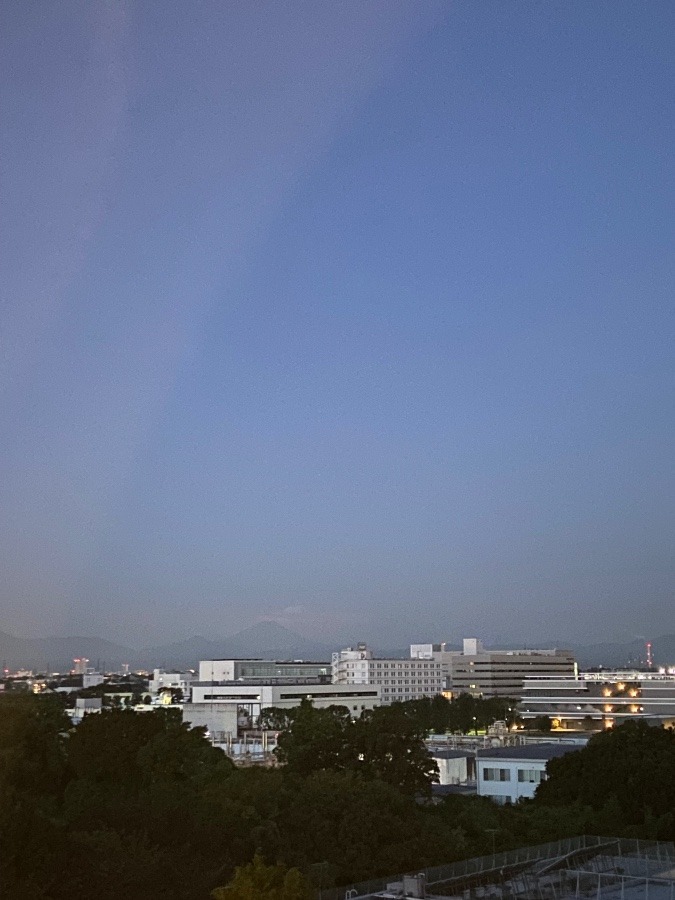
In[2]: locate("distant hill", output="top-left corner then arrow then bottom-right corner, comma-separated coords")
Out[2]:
0,630 -> 136,672
0,621 -> 336,673
140,621 -> 336,670
2,622 -> 673,674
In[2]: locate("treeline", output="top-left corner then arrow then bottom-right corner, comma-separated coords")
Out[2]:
263,692 -> 520,738
0,694 -> 673,899
396,693 -> 520,733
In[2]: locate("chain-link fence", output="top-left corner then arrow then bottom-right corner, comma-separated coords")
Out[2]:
317,836 -> 675,900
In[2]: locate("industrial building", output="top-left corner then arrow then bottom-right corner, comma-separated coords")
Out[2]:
520,671 -> 675,729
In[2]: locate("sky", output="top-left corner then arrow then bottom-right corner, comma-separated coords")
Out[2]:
1,1 -> 673,649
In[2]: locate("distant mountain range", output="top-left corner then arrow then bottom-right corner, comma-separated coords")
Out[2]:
0,621 -> 336,672
1,621 -> 673,674
139,622 -> 336,670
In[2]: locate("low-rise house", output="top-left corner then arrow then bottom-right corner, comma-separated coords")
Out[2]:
476,743 -> 581,804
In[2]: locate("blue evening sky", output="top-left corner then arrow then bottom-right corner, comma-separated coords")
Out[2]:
1,1 -> 673,647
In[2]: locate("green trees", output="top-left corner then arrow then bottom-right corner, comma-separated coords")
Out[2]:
535,721 -> 675,839
274,700 -> 438,795
403,694 -> 519,735
0,699 -> 240,899
0,695 -> 72,900
206,766 -> 466,886
275,702 -> 354,776
3,693 -> 673,897
350,704 -> 439,795
211,853 -> 313,900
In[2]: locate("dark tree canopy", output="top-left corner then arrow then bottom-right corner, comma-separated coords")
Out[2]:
536,720 -> 675,835
1,694 -> 673,898
211,852 -> 313,900
273,699 -> 438,795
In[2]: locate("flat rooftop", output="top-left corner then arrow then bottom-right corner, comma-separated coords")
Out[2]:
476,743 -> 580,761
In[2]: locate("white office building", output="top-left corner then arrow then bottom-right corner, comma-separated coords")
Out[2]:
186,671 -> 382,740
332,644 -> 444,704
148,668 -> 196,699
476,743 -> 581,804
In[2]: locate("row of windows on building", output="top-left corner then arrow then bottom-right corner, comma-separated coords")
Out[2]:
344,662 -> 441,670
482,767 -> 546,783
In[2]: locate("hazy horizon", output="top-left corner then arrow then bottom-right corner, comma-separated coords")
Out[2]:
2,3 -> 673,649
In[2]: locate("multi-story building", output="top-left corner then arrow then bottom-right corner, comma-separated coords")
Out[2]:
332,644 -> 444,703
186,676 -> 381,739
449,639 -> 577,699
520,671 -> 675,730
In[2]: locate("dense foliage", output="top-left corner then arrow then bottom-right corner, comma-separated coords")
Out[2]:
271,700 -> 438,795
536,719 -> 675,837
0,694 -> 673,898
211,854 -> 313,900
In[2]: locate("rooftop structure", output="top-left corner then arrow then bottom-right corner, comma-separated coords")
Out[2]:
198,659 -> 331,683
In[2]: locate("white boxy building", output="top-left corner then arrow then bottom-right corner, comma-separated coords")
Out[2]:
185,668 -> 382,739
332,644 -> 444,703
148,668 -> 196,699
190,680 -> 381,716
476,743 -> 581,804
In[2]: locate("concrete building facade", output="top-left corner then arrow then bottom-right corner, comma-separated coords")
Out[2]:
450,639 -> 577,698
332,644 -> 444,703
187,676 -> 382,738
